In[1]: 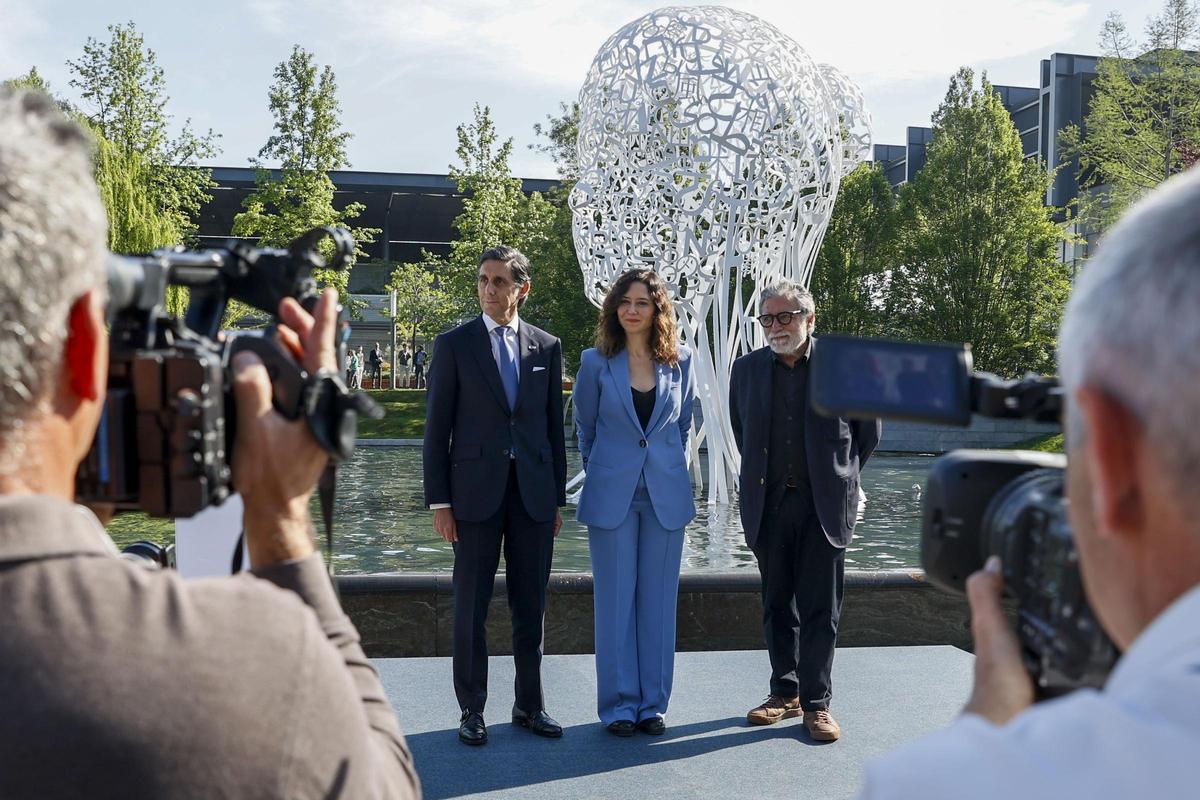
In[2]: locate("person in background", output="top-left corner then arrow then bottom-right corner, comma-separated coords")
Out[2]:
413,345 -> 428,389
573,269 -> 695,737
354,346 -> 366,390
368,342 -> 384,389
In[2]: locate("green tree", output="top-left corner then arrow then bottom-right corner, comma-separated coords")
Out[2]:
3,66 -> 53,94
68,22 -> 219,249
810,163 -> 897,337
1060,0 -> 1200,231
422,103 -> 559,331
531,101 -> 581,183
4,67 -> 188,316
233,45 -> 377,307
522,101 -> 597,374
438,104 -> 534,314
893,68 -> 1070,376
387,258 -> 457,356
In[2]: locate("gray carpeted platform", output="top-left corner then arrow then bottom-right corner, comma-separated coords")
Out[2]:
374,646 -> 973,799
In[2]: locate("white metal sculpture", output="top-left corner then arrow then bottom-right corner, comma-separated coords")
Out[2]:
570,6 -> 872,502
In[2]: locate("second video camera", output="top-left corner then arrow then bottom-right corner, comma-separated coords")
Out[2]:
810,335 -> 1117,695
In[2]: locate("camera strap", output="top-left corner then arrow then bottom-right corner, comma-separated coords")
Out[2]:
318,462 -> 337,589
226,466 -> 337,579
298,370 -> 381,587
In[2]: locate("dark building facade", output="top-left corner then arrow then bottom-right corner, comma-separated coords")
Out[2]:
196,167 -> 557,293
871,51 -> 1099,268
872,52 -> 1098,205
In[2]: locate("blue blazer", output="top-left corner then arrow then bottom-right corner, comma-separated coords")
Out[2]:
574,346 -> 696,531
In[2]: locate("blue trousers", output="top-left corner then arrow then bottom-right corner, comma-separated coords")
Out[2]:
588,484 -> 685,725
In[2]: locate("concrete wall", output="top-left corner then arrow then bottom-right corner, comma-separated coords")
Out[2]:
337,569 -> 972,658
878,415 -> 1058,454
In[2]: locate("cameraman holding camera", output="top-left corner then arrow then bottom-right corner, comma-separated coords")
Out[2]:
0,91 -> 419,798
861,169 -> 1200,797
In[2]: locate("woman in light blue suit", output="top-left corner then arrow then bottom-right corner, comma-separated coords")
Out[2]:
574,269 -> 695,737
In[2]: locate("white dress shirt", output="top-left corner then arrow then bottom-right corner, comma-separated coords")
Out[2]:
859,584 -> 1200,799
482,312 -> 521,389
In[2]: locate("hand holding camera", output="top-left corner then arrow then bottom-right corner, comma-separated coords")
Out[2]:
963,556 -> 1035,724
233,288 -> 338,566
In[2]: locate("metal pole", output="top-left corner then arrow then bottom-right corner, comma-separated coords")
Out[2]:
383,192 -> 395,263
389,288 -> 398,389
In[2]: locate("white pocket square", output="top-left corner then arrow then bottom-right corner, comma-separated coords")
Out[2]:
532,366 -> 547,372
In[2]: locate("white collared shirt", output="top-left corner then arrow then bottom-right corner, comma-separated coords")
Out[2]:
482,312 -> 521,388
859,584 -> 1200,799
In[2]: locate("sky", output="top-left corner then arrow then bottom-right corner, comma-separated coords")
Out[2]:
0,0 -> 1170,180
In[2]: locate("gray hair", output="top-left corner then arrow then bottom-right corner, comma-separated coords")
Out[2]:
479,245 -> 531,306
0,90 -> 107,464
1057,166 -> 1200,488
759,278 -> 815,316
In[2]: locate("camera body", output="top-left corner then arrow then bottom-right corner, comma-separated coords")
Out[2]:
811,335 -> 1117,693
77,334 -> 230,518
75,227 -> 380,519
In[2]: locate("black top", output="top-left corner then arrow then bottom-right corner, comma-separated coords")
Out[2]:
632,387 -> 655,431
766,350 -> 810,507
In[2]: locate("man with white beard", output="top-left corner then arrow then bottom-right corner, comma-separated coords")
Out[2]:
729,279 -> 881,742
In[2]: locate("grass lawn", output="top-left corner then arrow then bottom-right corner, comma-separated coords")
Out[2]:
106,512 -> 177,551
357,389 -> 429,439
1010,432 -> 1064,453
355,389 -> 575,439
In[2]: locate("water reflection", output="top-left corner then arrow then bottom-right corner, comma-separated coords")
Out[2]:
330,448 -> 932,574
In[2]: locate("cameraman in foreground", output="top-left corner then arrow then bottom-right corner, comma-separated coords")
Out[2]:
0,92 -> 419,798
861,168 -> 1200,797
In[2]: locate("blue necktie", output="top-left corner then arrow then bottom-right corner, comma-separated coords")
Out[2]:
494,326 -> 518,411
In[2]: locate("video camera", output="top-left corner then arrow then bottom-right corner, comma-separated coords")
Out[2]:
75,227 -> 382,519
810,335 -> 1118,695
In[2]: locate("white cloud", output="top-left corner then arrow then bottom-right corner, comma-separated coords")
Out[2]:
246,0 -> 290,37
744,0 -> 1089,85
260,0 -> 1090,95
0,0 -> 51,80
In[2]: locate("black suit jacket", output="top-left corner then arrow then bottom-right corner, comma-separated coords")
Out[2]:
729,339 -> 881,549
422,316 -> 567,523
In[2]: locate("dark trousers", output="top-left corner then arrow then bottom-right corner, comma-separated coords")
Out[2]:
452,462 -> 555,714
751,487 -> 845,711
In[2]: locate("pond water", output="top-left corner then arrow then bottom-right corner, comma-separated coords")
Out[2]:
330,448 -> 931,574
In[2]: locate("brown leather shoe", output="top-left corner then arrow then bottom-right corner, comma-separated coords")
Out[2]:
803,709 -> 841,741
746,695 -> 802,725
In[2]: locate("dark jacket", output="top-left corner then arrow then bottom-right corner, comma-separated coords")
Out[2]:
422,316 -> 567,523
729,339 -> 881,549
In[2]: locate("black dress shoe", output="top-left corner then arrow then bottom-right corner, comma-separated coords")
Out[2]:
459,710 -> 487,745
511,707 -> 563,738
636,716 -> 666,736
607,720 -> 635,737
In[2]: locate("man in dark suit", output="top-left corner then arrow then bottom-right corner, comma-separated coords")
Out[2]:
423,245 -> 567,746
729,279 -> 881,743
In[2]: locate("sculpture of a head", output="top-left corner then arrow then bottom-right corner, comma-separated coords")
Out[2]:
570,6 -> 872,321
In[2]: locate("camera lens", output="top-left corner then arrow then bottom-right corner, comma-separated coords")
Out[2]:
120,540 -> 176,570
